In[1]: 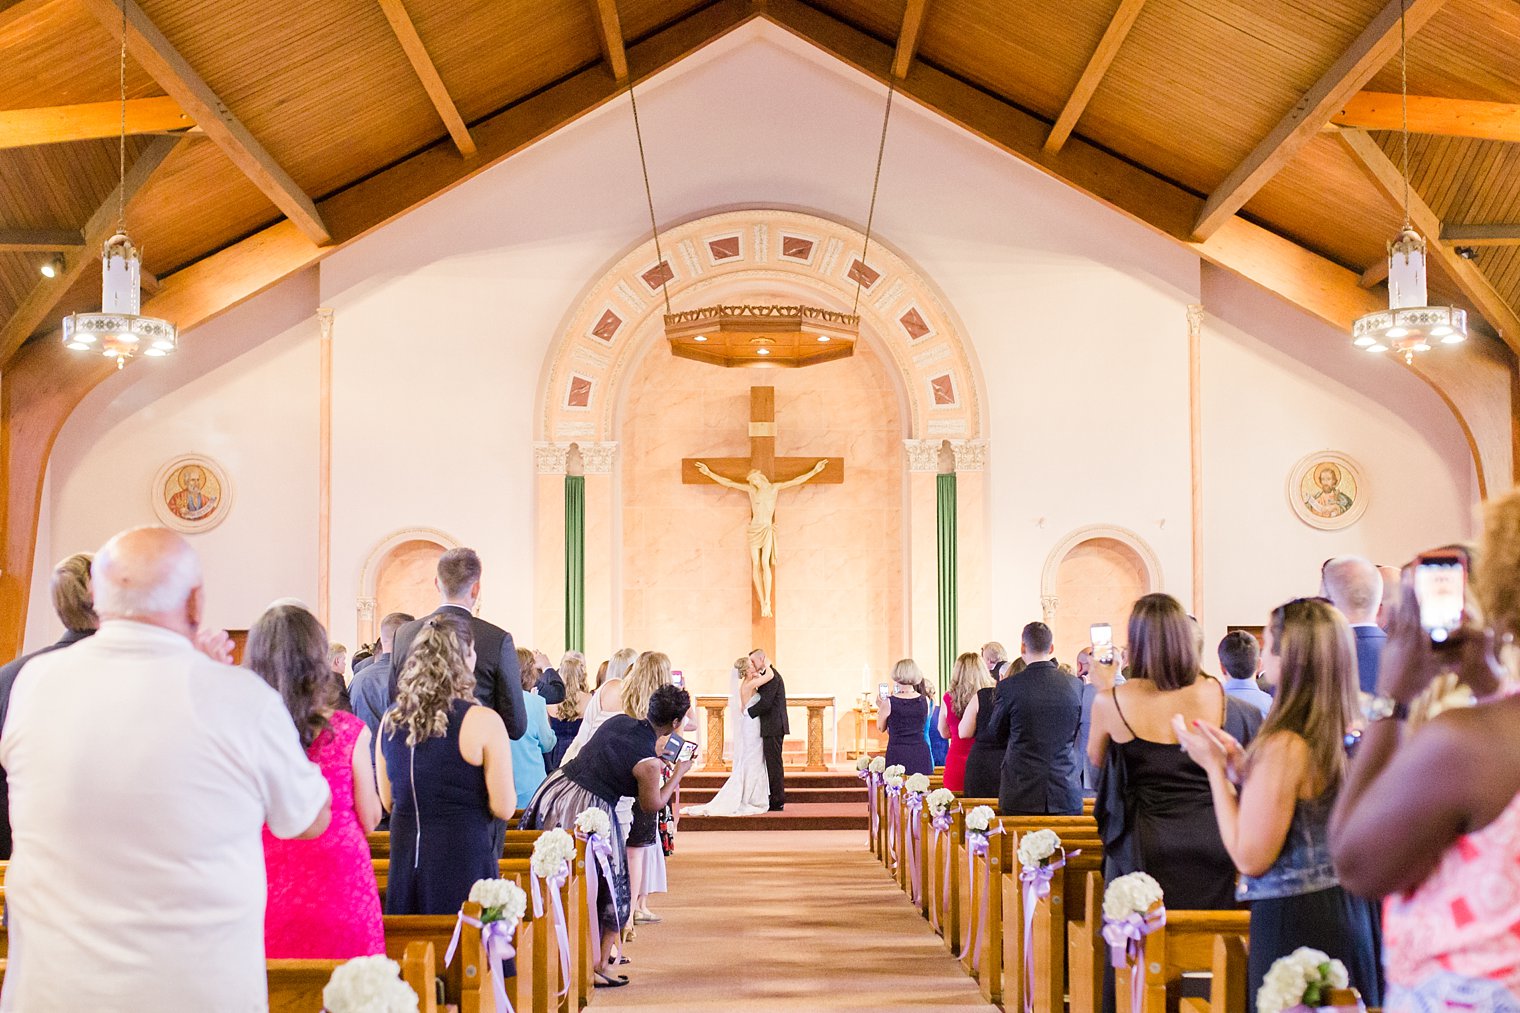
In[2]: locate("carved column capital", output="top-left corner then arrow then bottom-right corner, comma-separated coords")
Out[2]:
534,443 -> 571,474
950,439 -> 988,472
1040,594 -> 1059,624
356,597 -> 377,621
1186,303 -> 1204,338
578,442 -> 618,474
317,306 -> 335,341
903,439 -> 940,472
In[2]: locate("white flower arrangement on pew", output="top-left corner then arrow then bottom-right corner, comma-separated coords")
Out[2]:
856,754 -> 872,772
868,756 -> 886,775
1102,871 -> 1163,921
964,804 -> 996,834
926,787 -> 956,818
322,954 -> 419,1013
904,772 -> 931,794
574,807 -> 612,840
1257,947 -> 1354,1013
530,827 -> 577,879
468,877 -> 527,929
1016,828 -> 1061,870
882,763 -> 906,788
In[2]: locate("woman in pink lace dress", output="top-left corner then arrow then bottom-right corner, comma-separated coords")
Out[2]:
250,605 -> 385,958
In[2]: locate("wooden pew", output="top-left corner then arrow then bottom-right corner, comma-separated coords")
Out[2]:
266,939 -> 440,1013
1025,848 -> 1103,1013
1113,909 -> 1250,1013
369,827 -> 543,861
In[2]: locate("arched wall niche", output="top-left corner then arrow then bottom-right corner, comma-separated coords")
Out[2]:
356,527 -> 459,642
1040,525 -> 1164,665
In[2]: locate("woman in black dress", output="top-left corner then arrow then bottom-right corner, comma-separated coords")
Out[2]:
375,612 -> 515,915
957,658 -> 1023,798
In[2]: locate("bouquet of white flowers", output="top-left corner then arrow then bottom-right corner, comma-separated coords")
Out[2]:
468,877 -> 527,928
530,827 -> 577,879
868,756 -> 886,774
574,807 -> 612,839
1102,871 -> 1164,921
926,787 -> 956,817
965,804 -> 996,833
856,754 -> 872,771
904,772 -> 931,794
322,955 -> 419,1013
1257,948 -> 1352,1013
1017,828 -> 1061,869
883,764 -> 905,781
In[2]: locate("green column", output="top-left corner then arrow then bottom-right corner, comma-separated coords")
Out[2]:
564,474 -> 585,653
936,472 -> 958,693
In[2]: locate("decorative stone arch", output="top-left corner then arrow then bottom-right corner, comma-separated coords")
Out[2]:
1038,524 -> 1165,623
356,526 -> 460,641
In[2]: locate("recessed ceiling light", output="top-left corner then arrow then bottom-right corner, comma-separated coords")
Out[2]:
817,335 -> 830,342
756,348 -> 770,356
40,254 -> 63,279
694,334 -> 708,342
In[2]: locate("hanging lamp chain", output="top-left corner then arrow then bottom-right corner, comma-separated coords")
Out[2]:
855,78 -> 896,315
1399,0 -> 1410,230
118,0 -> 127,235
628,80 -> 671,316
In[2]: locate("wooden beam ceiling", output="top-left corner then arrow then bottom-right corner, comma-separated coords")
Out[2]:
0,96 -> 191,150
891,0 -> 930,80
377,0 -> 476,156
588,0 -> 629,82
0,229 -> 84,252
1192,0 -> 1445,240
1337,126 -> 1520,351
1333,92 -> 1520,143
1043,0 -> 1146,154
1441,223 -> 1520,246
78,0 -> 330,245
0,0 -> 55,32
1360,256 -> 1389,288
0,134 -> 181,364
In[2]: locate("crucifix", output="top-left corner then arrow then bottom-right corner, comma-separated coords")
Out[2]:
682,386 -> 845,656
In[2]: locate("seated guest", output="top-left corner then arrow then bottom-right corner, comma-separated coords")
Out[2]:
938,652 -> 992,792
547,651 -> 591,772
0,527 -> 331,1011
522,683 -> 696,988
1218,630 -> 1273,716
0,551 -> 98,859
1322,555 -> 1387,694
349,611 -> 413,755
1088,592 -> 1262,910
511,647 -> 556,809
251,605 -> 384,959
375,612 -> 514,915
958,657 -> 1012,798
1177,599 -> 1381,1006
986,622 -> 1084,816
1332,496 -> 1520,1012
878,658 -> 934,776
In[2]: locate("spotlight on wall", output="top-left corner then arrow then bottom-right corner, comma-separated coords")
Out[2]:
40,254 -> 64,279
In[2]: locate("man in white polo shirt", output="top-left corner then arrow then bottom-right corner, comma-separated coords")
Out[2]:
0,527 -> 331,1012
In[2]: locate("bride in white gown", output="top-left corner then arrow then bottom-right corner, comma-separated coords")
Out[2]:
681,656 -> 773,817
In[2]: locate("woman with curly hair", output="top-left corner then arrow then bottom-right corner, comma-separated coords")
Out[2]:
375,611 -> 514,915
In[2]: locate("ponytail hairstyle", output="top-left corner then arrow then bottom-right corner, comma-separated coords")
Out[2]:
248,604 -> 334,750
385,612 -> 477,747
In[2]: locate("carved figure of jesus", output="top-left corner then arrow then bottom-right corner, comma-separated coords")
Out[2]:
692,459 -> 829,618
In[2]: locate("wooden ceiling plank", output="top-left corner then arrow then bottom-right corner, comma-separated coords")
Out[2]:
0,134 -> 180,363
0,96 -> 191,150
78,0 -> 330,244
377,0 -> 476,156
1333,92 -> 1520,143
1043,0 -> 1146,154
0,0 -> 56,32
588,0 -> 629,82
1338,125 -> 1520,350
1193,0 -> 1446,240
0,229 -> 84,252
1361,256 -> 1390,288
891,0 -> 931,80
1442,223 -> 1520,246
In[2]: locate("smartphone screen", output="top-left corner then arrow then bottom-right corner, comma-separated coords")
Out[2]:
678,740 -> 699,762
877,682 -> 890,700
1090,623 -> 1113,648
1415,554 -> 1466,643
671,670 -> 685,688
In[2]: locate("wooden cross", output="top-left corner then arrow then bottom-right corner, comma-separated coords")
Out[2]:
682,386 -> 845,658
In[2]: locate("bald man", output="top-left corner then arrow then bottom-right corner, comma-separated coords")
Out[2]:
0,527 -> 331,1013
1322,555 -> 1386,695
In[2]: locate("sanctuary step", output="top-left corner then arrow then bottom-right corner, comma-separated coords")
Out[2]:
677,770 -> 867,832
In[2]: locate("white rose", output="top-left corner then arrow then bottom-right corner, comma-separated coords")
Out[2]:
531,828 -> 577,879
965,805 -> 995,833
884,773 -> 904,789
884,764 -> 906,781
574,807 -> 612,839
869,756 -> 886,774
322,955 -> 419,1013
926,788 -> 956,816
905,773 -> 931,794
1017,829 -> 1060,868
1102,871 -> 1163,921
856,754 -> 872,771
468,878 -> 527,927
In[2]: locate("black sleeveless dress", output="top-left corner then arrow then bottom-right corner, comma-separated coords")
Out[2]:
381,698 -> 497,914
960,686 -> 1005,798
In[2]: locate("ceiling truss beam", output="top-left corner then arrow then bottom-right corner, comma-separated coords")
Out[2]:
1333,91 -> 1520,143
377,0 -> 476,156
1044,0 -> 1146,154
0,96 -> 191,149
891,0 -> 930,79
0,229 -> 85,252
1441,222 -> 1520,246
589,0 -> 629,82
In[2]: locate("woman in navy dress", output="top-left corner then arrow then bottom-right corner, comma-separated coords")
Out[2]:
877,658 -> 934,775
546,652 -> 591,772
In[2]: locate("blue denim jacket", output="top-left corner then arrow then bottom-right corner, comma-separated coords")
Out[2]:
1238,792 -> 1339,901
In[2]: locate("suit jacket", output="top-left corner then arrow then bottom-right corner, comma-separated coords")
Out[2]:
747,666 -> 789,738
536,667 -> 566,706
350,652 -> 393,746
390,605 -> 527,740
1353,624 -> 1387,696
985,660 -> 1083,816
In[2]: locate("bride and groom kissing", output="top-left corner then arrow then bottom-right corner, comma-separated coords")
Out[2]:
682,649 -> 788,817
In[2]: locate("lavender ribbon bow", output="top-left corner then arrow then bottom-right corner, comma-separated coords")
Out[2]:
1102,907 -> 1167,1013
904,793 -> 925,903
1018,849 -> 1077,1013
961,824 -> 1003,970
575,830 -> 620,969
863,772 -> 880,840
444,912 -> 517,1013
929,810 -> 952,920
531,861 -> 574,998
884,785 -> 903,869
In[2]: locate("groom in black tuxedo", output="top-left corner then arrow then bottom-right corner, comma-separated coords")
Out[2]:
747,648 -> 788,811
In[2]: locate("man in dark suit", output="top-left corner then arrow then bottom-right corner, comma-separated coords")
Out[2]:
0,552 -> 99,858
747,648 -> 788,811
1322,555 -> 1386,694
531,649 -> 566,706
351,611 -> 412,749
986,621 -> 1083,817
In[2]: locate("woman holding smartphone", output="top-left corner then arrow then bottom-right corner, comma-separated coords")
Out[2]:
878,658 -> 934,776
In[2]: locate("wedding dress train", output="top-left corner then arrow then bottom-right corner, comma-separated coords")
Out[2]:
681,667 -> 770,817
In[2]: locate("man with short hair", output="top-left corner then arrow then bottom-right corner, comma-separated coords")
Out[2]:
351,611 -> 413,748
747,648 -> 789,811
0,527 -> 330,1012
1218,631 -> 1272,716
986,622 -> 1083,816
1322,555 -> 1386,694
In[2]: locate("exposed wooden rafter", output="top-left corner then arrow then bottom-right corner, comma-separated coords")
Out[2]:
1044,0 -> 1146,154
1360,256 -> 1389,288
0,0 -> 54,32
1192,0 -> 1445,240
1337,126 -> 1520,351
0,134 -> 181,364
0,96 -> 191,149
78,0 -> 330,244
891,0 -> 930,80
377,0 -> 475,156
1333,92 -> 1520,143
588,0 -> 629,82
0,229 -> 84,252
1441,222 -> 1520,246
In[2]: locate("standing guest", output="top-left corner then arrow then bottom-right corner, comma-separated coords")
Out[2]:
0,527 -> 331,1012
0,552 -> 98,859
878,658 -> 933,776
1218,631 -> 1273,716
938,652 -> 992,792
327,643 -> 354,714
986,622 -> 1084,816
1074,648 -> 1106,796
596,659 -> 610,686
522,684 -> 696,988
982,641 -> 1010,680
1177,600 -> 1381,1006
351,648 -> 374,674
622,652 -> 676,924
251,605 -> 384,959
532,649 -> 567,705
376,612 -> 514,914
511,647 -> 556,809
563,647 -> 638,763
547,652 -> 591,772
1322,555 -> 1387,694
349,611 -> 414,754
959,658 -> 1013,798
1375,565 -> 1401,631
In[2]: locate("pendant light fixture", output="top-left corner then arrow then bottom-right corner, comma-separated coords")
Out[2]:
62,0 -> 176,369
1351,0 -> 1465,363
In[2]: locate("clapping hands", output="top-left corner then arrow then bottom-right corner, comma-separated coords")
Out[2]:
1171,715 -> 1245,784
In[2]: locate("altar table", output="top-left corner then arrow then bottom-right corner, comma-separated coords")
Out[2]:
696,695 -> 835,772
